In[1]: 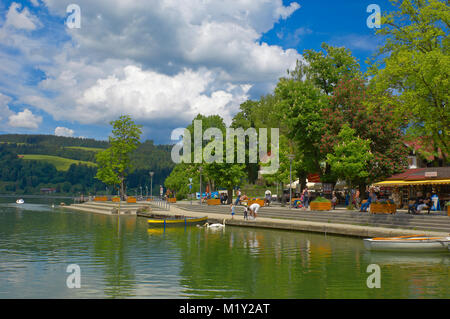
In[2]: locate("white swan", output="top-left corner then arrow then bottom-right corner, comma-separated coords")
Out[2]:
203,219 -> 226,229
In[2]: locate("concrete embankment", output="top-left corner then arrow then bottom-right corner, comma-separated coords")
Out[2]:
62,201 -> 449,238
167,204 -> 449,238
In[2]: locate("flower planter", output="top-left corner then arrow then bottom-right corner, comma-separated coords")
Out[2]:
127,197 -> 136,203
310,202 -> 332,211
112,197 -> 120,202
207,198 -> 221,205
167,198 -> 177,203
370,203 -> 396,214
94,196 -> 107,202
447,205 -> 450,217
248,199 -> 265,207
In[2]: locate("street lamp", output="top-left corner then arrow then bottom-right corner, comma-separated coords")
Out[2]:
149,171 -> 154,200
140,186 -> 142,199
145,185 -> 148,199
287,154 -> 295,209
189,177 -> 193,205
199,166 -> 203,205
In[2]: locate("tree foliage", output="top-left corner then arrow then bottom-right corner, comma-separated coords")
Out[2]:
95,115 -> 142,198
326,124 -> 374,187
368,0 -> 449,161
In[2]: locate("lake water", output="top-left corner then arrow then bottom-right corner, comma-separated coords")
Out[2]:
0,197 -> 448,298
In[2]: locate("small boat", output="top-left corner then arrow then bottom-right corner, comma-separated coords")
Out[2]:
16,199 -> 24,204
147,215 -> 208,227
364,234 -> 450,252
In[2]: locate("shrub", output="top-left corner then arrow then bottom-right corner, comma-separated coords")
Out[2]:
312,196 -> 331,203
176,193 -> 187,201
346,204 -> 355,210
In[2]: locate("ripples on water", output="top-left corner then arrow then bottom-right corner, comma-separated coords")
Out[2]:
0,198 -> 448,298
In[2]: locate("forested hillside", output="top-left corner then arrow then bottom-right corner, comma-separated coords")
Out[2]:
0,134 -> 174,195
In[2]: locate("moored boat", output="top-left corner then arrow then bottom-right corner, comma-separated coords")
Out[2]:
363,234 -> 450,252
148,215 -> 208,227
16,199 -> 24,204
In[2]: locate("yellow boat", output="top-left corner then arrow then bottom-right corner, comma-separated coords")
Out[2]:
147,215 -> 208,227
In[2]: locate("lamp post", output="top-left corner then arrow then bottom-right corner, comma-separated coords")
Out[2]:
199,166 -> 203,205
287,154 -> 295,209
140,186 -> 142,199
149,171 -> 154,200
145,185 -> 148,199
189,177 -> 193,205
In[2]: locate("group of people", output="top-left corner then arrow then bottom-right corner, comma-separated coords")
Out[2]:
343,189 -> 362,210
293,187 -> 310,209
408,192 -> 433,214
229,202 -> 260,220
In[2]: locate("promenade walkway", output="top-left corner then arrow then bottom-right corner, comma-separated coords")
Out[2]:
62,200 -> 450,238
173,201 -> 450,235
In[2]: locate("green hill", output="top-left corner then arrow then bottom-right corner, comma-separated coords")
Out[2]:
20,154 -> 97,171
64,146 -> 105,153
0,134 -> 175,195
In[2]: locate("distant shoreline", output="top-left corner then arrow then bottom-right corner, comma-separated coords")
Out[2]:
0,194 -> 75,199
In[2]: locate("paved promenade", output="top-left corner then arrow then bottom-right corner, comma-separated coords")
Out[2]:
171,201 -> 450,237
62,200 -> 450,238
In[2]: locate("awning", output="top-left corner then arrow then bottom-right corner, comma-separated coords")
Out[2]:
373,179 -> 450,187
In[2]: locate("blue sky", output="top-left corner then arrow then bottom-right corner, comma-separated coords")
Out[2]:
0,0 -> 396,144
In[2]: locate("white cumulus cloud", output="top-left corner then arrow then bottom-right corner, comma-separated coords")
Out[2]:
54,126 -> 75,137
4,2 -> 41,30
8,108 -> 42,129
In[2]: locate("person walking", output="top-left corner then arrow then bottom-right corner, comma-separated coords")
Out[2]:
302,187 -> 310,209
331,191 -> 337,210
360,189 -> 375,212
235,188 -> 242,206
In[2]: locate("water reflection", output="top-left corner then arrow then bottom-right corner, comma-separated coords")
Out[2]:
0,197 -> 449,298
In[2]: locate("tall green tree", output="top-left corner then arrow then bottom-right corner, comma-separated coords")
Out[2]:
368,0 -> 449,161
289,43 -> 362,95
166,114 -> 247,203
95,115 -> 142,199
275,78 -> 328,179
321,78 -> 408,184
326,124 -> 374,188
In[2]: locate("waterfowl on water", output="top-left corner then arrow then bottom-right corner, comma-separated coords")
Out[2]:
203,219 -> 226,229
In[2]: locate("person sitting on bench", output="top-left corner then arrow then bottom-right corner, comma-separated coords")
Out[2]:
416,193 -> 432,214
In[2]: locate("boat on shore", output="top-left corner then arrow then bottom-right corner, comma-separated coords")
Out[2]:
16,199 -> 24,204
363,234 -> 450,252
147,215 -> 208,227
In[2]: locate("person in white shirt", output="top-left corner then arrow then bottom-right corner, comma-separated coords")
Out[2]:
264,189 -> 272,206
249,203 -> 260,219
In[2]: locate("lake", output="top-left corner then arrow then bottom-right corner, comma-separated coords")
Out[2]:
0,197 -> 448,298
